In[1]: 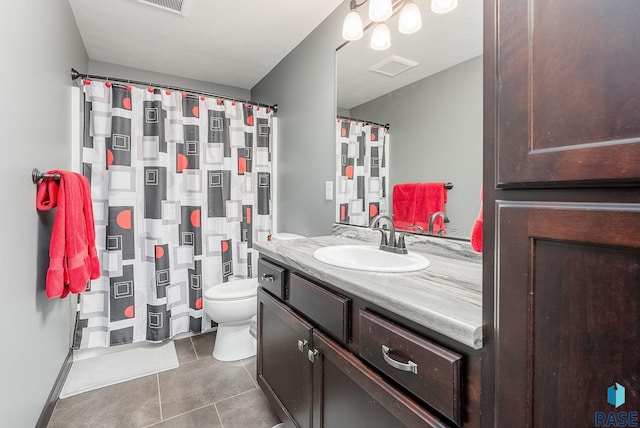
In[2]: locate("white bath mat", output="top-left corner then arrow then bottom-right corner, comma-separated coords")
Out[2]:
60,341 -> 179,398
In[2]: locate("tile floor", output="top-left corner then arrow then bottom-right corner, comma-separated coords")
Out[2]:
48,331 -> 281,428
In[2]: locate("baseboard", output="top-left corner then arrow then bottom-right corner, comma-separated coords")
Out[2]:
36,348 -> 73,428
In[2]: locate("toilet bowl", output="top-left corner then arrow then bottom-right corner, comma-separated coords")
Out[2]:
204,232 -> 305,361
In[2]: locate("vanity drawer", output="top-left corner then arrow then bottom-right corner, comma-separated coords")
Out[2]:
288,273 -> 351,344
257,258 -> 286,300
359,310 -> 462,426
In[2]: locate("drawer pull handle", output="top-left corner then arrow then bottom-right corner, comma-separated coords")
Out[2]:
308,349 -> 319,363
261,274 -> 275,282
297,339 -> 308,352
382,345 -> 418,375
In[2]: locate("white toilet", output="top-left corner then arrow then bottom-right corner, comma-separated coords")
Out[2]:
203,232 -> 305,361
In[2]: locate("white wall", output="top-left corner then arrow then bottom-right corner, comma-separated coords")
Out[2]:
0,0 -> 88,426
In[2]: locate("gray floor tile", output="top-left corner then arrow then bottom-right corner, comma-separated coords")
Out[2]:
174,337 -> 197,364
215,388 -> 280,428
48,374 -> 161,428
191,330 -> 216,359
158,356 -> 255,420
145,404 -> 222,428
242,356 -> 258,387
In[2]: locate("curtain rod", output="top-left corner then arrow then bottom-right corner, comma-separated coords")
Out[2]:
70,68 -> 278,113
337,115 -> 390,130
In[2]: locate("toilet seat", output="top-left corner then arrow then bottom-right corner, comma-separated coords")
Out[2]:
204,278 -> 258,301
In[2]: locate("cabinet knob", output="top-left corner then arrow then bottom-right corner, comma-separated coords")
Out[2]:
308,349 -> 319,363
297,339 -> 308,352
261,274 -> 275,282
381,345 -> 418,375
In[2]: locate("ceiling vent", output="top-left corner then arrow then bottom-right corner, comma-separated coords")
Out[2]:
369,55 -> 419,77
138,0 -> 192,16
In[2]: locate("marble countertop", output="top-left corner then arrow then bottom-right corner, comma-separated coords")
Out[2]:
254,226 -> 483,349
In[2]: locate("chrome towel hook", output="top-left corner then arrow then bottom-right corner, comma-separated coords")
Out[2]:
32,168 -> 61,184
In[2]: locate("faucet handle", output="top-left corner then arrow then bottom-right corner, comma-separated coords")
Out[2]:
397,234 -> 406,249
392,233 -> 409,254
374,228 -> 388,246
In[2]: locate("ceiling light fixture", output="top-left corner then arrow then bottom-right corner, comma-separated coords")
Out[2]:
369,0 -> 393,22
398,0 -> 422,34
342,6 -> 364,40
370,23 -> 392,50
430,0 -> 458,14
342,0 -> 451,50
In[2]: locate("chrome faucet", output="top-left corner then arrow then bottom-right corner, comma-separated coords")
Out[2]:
369,214 -> 408,254
428,211 -> 449,236
406,224 -> 425,234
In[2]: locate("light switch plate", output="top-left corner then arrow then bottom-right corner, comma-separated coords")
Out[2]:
325,181 -> 333,200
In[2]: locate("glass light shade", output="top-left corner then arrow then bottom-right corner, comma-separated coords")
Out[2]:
342,10 -> 364,41
370,23 -> 391,51
431,0 -> 458,14
369,0 -> 393,22
398,1 -> 422,34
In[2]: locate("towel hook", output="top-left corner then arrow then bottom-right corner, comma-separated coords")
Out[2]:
32,168 -> 61,184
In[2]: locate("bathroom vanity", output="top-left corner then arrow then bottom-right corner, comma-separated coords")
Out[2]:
254,230 -> 482,427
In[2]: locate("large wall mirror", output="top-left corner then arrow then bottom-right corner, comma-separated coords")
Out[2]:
336,0 -> 483,240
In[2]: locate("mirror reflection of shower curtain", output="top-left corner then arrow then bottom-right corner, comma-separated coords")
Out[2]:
73,81 -> 273,349
335,118 -> 389,226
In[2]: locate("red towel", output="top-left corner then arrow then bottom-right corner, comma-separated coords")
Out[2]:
36,171 -> 100,299
392,183 -> 418,230
415,183 -> 448,235
471,186 -> 483,253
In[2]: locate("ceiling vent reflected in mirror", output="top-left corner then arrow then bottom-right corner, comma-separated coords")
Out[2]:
138,0 -> 192,16
369,55 -> 419,77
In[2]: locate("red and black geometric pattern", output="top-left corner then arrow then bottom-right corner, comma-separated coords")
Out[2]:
74,81 -> 273,349
335,118 -> 389,226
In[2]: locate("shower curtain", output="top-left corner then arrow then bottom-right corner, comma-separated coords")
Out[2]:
73,80 -> 273,349
335,118 -> 389,226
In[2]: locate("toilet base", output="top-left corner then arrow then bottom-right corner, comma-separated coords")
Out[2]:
212,322 -> 257,361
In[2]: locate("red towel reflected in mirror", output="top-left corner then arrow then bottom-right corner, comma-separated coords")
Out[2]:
393,182 -> 448,235
471,185 -> 483,253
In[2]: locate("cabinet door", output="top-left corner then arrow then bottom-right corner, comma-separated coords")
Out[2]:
494,202 -> 640,427
258,288 -> 313,428
310,329 -> 448,428
494,0 -> 640,186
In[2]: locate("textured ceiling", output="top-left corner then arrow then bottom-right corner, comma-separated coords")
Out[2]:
68,0 -> 344,89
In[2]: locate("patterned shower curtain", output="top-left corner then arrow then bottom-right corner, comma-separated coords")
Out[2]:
335,118 -> 389,226
73,80 -> 273,349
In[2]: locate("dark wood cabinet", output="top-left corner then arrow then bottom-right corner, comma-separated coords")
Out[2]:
358,309 -> 462,425
493,0 -> 640,187
256,262 -> 470,427
493,203 -> 640,426
257,288 -> 313,428
310,328 -> 447,428
485,0 -> 640,426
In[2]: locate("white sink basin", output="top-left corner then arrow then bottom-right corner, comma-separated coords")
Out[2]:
313,245 -> 430,273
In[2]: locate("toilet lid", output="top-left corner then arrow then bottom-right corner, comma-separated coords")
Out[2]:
204,278 -> 258,301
